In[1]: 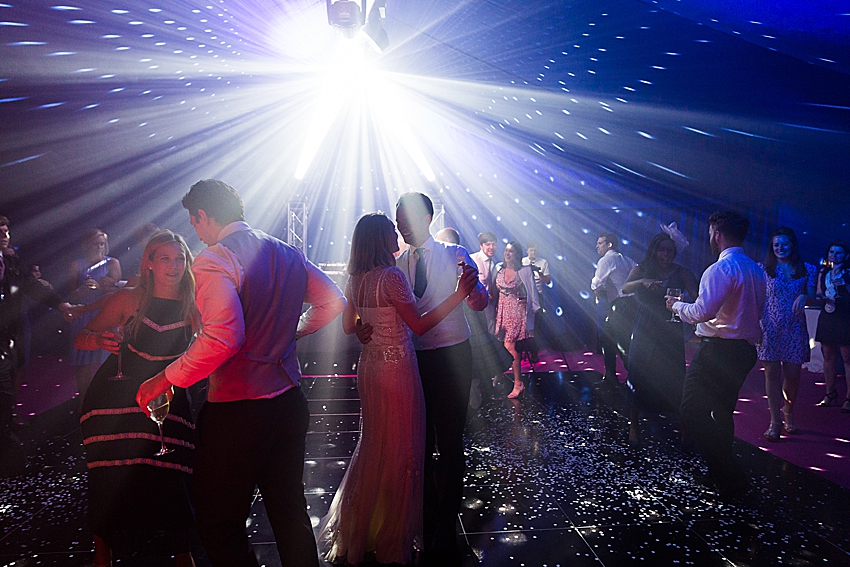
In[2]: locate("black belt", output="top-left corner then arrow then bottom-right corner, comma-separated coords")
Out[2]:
699,336 -> 751,345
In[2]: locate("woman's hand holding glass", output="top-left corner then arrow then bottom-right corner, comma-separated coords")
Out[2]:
666,288 -> 683,322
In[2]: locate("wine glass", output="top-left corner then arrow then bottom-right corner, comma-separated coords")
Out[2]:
667,288 -> 683,322
147,394 -> 174,456
107,326 -> 126,381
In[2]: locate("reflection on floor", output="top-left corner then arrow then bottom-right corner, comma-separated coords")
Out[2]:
2,369 -> 850,566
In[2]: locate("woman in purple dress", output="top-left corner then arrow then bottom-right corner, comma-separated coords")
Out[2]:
494,241 -> 539,399
757,227 -> 816,441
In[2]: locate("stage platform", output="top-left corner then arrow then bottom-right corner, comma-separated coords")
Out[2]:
1,351 -> 849,565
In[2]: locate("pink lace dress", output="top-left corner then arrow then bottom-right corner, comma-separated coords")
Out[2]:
318,266 -> 425,565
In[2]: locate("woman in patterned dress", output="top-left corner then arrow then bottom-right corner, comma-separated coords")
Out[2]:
318,213 -> 477,565
757,227 -> 816,441
68,228 -> 122,403
814,240 -> 850,413
494,241 -> 539,399
75,231 -> 199,567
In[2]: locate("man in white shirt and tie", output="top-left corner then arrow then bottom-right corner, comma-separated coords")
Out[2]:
667,211 -> 766,500
590,232 -> 636,381
470,231 -> 498,333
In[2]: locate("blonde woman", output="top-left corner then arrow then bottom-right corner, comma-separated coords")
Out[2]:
76,230 -> 199,567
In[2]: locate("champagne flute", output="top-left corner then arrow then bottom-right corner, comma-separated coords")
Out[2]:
107,326 -> 126,381
147,394 -> 174,456
667,288 -> 683,322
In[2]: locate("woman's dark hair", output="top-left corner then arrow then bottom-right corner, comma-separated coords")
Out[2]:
638,233 -> 676,279
347,213 -> 398,275
503,241 -> 524,270
823,240 -> 850,269
764,227 -> 806,279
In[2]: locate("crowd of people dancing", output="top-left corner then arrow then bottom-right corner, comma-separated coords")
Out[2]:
1,187 -> 849,566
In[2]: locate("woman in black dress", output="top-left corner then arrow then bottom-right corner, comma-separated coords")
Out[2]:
621,233 -> 698,446
814,240 -> 850,413
75,230 -> 200,567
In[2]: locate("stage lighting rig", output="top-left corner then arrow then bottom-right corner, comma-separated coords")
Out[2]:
326,0 -> 388,52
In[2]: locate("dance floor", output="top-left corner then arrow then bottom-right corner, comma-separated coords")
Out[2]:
2,353 -> 850,566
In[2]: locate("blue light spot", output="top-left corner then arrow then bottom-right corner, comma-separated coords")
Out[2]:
637,131 -> 654,139
682,126 -> 714,137
579,291 -> 591,300
109,87 -> 125,92
8,41 -> 48,46
68,19 -> 96,24
52,5 -> 82,10
37,102 -> 66,109
101,34 -> 121,38
46,51 -> 75,56
2,154 -> 43,167
0,97 -> 28,103
81,103 -> 99,109
111,9 -> 129,13
0,21 -> 28,26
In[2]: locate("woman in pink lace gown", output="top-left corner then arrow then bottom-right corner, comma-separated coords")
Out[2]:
318,213 -> 477,566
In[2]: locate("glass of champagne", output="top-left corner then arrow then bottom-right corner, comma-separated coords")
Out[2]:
667,288 -> 683,322
148,394 -> 174,456
107,326 -> 126,381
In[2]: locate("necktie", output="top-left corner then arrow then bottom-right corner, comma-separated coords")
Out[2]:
487,258 -> 494,290
413,248 -> 427,298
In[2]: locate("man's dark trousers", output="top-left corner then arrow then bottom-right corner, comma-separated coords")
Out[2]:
680,337 -> 757,495
416,340 -> 474,560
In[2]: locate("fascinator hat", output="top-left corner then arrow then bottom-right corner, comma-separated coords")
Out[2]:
660,222 -> 689,252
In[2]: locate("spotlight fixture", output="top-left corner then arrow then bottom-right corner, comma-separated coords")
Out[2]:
326,0 -> 388,51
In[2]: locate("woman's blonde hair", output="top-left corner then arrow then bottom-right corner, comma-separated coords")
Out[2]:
125,230 -> 200,340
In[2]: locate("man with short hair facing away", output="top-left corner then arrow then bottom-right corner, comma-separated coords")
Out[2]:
667,211 -> 766,500
137,180 -> 346,567
590,232 -> 636,381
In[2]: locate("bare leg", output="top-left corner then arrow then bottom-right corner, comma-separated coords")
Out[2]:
820,344 -> 839,405
175,552 -> 196,567
763,360 -> 783,426
780,362 -> 801,430
92,534 -> 112,567
505,341 -> 523,398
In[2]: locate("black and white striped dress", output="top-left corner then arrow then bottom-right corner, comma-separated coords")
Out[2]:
80,297 -> 195,552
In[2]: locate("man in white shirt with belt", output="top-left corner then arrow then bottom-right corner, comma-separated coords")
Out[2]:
667,211 -> 766,500
590,232 -> 636,381
394,193 -> 488,566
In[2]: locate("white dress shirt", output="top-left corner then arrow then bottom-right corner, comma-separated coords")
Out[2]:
522,256 -> 550,294
591,250 -> 636,303
398,236 -> 488,350
164,222 -> 346,397
673,246 -> 766,344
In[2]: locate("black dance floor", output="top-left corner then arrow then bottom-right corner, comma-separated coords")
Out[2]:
2,370 -> 850,566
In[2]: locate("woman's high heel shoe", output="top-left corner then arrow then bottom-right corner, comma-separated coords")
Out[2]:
842,398 -> 850,414
783,410 -> 798,434
817,390 -> 838,407
763,422 -> 782,442
507,382 -> 525,399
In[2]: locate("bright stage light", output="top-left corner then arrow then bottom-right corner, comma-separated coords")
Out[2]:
327,0 -> 388,52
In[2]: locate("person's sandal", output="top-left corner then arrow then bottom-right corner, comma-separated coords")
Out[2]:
763,422 -> 781,442
817,390 -> 838,407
